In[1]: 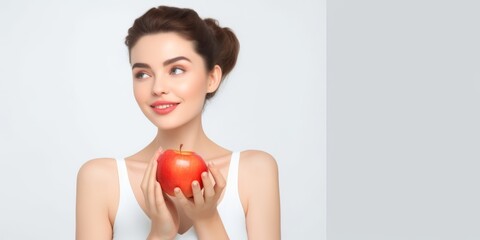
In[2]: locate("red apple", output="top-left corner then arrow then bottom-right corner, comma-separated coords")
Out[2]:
156,144 -> 208,197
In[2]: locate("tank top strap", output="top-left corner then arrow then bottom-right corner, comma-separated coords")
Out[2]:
115,158 -> 130,193
221,152 -> 241,205
113,157 -> 151,239
214,151 -> 248,239
227,152 -> 240,189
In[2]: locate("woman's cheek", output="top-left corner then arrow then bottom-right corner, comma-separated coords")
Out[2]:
176,78 -> 204,98
133,86 -> 142,102
133,83 -> 150,105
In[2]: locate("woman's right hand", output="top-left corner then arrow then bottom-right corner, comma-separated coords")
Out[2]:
141,147 -> 179,240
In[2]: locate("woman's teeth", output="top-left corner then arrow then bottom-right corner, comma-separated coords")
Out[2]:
154,104 -> 174,109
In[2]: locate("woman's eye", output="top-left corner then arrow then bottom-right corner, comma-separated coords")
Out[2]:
170,67 -> 185,75
135,72 -> 150,79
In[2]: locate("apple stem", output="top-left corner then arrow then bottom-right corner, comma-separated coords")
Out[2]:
180,143 -> 183,153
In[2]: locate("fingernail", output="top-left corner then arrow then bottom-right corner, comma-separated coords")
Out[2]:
202,172 -> 208,178
192,181 -> 199,187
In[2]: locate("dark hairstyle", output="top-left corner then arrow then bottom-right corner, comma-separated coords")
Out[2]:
125,6 -> 240,99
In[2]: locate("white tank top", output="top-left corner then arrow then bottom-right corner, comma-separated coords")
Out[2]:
113,152 -> 248,239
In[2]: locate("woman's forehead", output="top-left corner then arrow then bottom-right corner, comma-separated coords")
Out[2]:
130,32 -> 198,64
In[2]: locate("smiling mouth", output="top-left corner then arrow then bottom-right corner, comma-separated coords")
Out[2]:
151,103 -> 179,115
153,104 -> 176,109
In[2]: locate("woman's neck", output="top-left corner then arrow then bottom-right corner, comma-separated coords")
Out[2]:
153,120 -> 208,152
135,115 -> 221,162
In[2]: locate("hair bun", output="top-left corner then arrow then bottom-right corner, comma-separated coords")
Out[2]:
204,18 -> 240,80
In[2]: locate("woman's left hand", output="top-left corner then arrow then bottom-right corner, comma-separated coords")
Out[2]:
173,162 -> 226,222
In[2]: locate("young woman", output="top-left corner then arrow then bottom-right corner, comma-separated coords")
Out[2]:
76,5 -> 280,240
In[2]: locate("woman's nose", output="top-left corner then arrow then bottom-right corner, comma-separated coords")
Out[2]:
152,75 -> 169,96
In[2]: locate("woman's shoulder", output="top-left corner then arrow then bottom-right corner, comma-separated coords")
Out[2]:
239,150 -> 278,169
77,157 -> 118,185
76,158 -> 119,232
238,150 -> 279,181
237,150 -> 280,214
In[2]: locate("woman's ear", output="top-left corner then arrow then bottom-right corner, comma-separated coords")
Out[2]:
207,65 -> 223,94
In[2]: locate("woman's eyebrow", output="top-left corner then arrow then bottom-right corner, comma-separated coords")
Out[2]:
131,63 -> 151,70
131,57 -> 191,70
163,56 -> 191,66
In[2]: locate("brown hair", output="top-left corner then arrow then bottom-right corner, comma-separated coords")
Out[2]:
125,6 -> 240,99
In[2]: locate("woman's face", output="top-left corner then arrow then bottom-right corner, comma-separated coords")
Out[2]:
130,32 -> 220,130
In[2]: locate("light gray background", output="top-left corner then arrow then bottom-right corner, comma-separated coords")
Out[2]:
0,0 -> 325,239
328,0 -> 480,239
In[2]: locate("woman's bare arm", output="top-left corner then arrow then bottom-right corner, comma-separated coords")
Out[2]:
76,158 -> 116,240
242,151 -> 281,240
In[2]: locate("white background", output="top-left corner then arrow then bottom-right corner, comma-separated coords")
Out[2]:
328,0 -> 480,239
0,0 -> 326,239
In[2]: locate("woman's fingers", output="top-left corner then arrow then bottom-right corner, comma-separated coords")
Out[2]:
208,162 -> 226,195
191,180 -> 205,205
151,146 -> 164,162
142,146 -> 164,215
140,158 -> 152,193
148,150 -> 164,210
174,187 -> 192,210
170,162 -> 227,222
201,171 -> 215,202
154,180 -> 166,209
141,146 -> 163,193
146,160 -> 157,214
141,156 -> 155,210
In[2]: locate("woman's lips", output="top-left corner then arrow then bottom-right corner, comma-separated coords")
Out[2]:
151,101 -> 179,115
